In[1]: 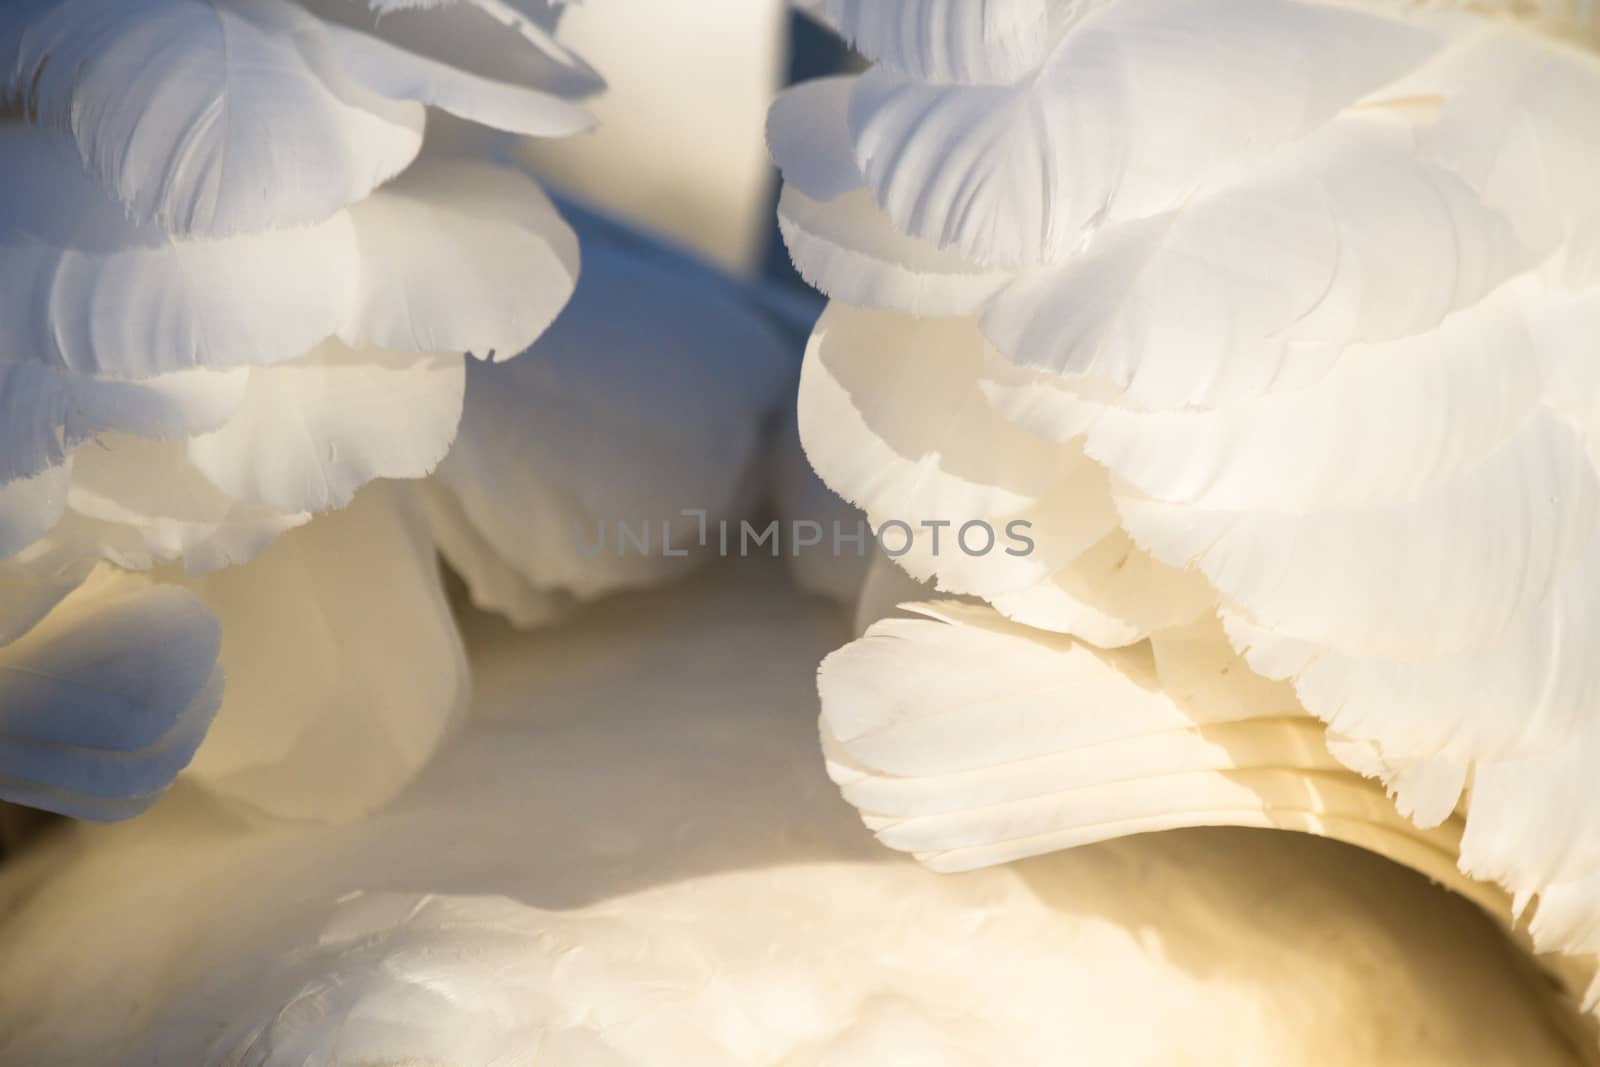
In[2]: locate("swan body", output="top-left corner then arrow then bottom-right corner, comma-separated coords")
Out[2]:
0,560 -> 1583,1065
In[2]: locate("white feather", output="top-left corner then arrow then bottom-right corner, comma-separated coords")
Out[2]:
421,206 -> 794,616
187,343 -> 465,516
980,114 -> 1534,409
0,563 -> 1583,1066
1079,284 -> 1541,512
61,437 -> 306,574
0,365 -> 248,486
182,483 -> 467,820
989,529 -> 1214,647
819,601 -> 1514,932
316,0 -> 604,100
0,124 -> 360,378
798,304 -> 1120,602
0,570 -> 222,821
316,18 -> 595,139
772,0 -> 1600,1029
765,76 -> 863,204
778,186 -> 1011,317
0,0 -> 593,822
339,156 -> 579,359
796,0 -> 1089,85
0,0 -> 424,236
844,0 -> 1444,265
0,464 -> 70,561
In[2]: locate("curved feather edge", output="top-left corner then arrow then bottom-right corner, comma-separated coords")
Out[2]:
418,203 -> 795,618
819,601 -> 1598,1027
794,0 -> 1074,85
1,0 -> 596,236
182,483 -> 469,822
0,572 -> 224,820
0,0 -> 425,236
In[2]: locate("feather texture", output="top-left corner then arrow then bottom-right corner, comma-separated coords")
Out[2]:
772,0 -> 1600,1033
0,570 -> 222,821
0,562 -> 1584,1066
795,0 -> 1060,83
0,0 -> 591,819
0,0 -> 423,237
843,0 -> 1443,266
186,344 -> 466,516
0,0 -> 597,236
418,203 -> 796,619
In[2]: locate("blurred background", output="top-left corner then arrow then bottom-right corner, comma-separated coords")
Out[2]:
519,1 -> 854,278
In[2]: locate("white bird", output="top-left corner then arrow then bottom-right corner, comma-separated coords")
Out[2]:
0,558 -> 1587,1066
0,0 -> 596,819
770,0 -> 1600,1037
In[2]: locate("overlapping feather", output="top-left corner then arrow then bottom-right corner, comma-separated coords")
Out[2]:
0,0 -> 592,818
0,562 -> 1584,1066
776,0 -> 1600,1028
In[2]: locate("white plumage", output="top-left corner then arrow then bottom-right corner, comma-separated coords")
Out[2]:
1,0 -> 1594,1058
0,0 -> 590,818
0,560 -> 1585,1065
774,0 -> 1600,1032
0,0 -> 816,823
415,202 -> 799,625
0,572 -> 223,821
177,483 -> 471,820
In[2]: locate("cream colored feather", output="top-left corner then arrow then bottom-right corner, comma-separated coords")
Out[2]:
0,561 -> 1584,1066
0,0 -> 592,817
773,0 -> 1600,1031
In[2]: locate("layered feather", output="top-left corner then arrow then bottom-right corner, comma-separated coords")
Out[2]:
0,0 -> 590,818
774,0 -> 1600,1030
0,562 -> 1584,1066
0,0 -> 594,236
